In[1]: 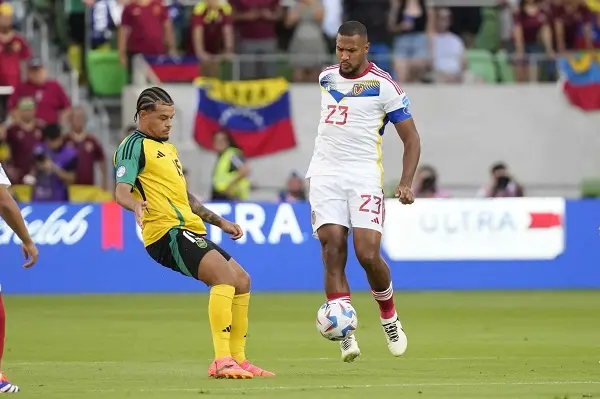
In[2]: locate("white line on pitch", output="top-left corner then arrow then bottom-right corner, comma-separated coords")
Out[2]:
11,356 -> 500,366
81,380 -> 600,394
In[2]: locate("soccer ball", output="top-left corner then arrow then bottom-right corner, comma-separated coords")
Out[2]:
316,300 -> 358,341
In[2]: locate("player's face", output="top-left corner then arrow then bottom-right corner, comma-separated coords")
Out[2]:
143,104 -> 175,142
336,34 -> 369,77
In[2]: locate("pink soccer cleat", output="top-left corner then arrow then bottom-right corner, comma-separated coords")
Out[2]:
238,360 -> 275,377
208,357 -> 253,379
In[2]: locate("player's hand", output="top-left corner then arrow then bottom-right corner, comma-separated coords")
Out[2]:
221,220 -> 244,240
133,201 -> 148,228
395,184 -> 415,205
21,240 -> 38,268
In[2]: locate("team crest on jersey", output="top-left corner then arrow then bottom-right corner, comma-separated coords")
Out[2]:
195,237 -> 208,248
351,83 -> 365,96
116,166 -> 126,178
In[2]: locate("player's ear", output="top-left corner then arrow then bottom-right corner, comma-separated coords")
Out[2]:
138,109 -> 149,121
365,42 -> 370,54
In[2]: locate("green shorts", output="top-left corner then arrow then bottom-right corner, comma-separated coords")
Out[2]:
146,228 -> 232,279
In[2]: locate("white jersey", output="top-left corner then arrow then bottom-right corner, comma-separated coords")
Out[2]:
306,62 -> 412,185
0,164 -> 10,186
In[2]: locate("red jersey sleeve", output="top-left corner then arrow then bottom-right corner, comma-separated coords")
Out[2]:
121,5 -> 133,27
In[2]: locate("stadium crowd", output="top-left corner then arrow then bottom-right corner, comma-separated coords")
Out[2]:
73,0 -> 600,83
0,0 -> 597,203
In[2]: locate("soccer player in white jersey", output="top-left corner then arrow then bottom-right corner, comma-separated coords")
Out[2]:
0,164 -> 38,392
306,21 -> 421,362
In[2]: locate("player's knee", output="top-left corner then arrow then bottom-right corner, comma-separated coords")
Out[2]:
320,236 -> 347,263
235,267 -> 251,294
355,246 -> 380,269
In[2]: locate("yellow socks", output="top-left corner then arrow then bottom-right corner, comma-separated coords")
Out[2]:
208,284 -> 235,359
230,293 -> 250,363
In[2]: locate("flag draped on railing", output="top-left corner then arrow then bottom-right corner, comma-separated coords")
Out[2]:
194,78 -> 297,157
558,52 -> 600,111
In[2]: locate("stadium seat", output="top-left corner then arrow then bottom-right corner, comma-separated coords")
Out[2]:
466,49 -> 498,83
580,178 -> 600,198
474,7 -> 501,52
86,50 -> 128,97
495,50 -> 515,83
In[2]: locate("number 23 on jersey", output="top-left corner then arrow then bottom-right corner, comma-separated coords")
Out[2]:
325,105 -> 348,126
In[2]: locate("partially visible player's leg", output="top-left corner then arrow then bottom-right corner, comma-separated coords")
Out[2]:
349,188 -> 408,357
310,176 -> 360,362
0,293 -> 19,393
225,258 -> 275,377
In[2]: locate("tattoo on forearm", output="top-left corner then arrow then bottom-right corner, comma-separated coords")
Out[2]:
187,192 -> 222,226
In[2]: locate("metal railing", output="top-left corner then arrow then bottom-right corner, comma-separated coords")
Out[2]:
23,12 -> 49,64
91,97 -> 111,147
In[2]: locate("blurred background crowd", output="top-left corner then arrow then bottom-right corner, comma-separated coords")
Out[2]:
0,0 -> 597,204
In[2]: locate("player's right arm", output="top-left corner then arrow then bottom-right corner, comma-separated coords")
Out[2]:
0,165 -> 38,267
114,138 -> 147,226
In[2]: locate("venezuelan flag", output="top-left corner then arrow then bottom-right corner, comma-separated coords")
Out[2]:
194,78 -> 297,157
558,53 -> 600,111
145,55 -> 199,83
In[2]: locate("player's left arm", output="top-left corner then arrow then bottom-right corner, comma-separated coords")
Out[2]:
187,191 -> 243,239
186,191 -> 225,227
382,83 -> 421,197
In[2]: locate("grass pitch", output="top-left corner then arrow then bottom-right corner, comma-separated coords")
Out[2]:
4,291 -> 600,398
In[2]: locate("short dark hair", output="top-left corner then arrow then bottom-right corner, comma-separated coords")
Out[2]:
491,162 -> 507,173
42,123 -> 61,141
135,86 -> 174,122
337,21 -> 368,39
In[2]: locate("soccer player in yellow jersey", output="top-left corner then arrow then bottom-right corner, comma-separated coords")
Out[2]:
113,87 -> 274,379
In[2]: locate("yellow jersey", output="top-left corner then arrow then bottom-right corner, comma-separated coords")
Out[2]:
113,131 -> 207,246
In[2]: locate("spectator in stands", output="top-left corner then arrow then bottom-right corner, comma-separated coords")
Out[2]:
8,58 -> 71,125
230,0 -> 282,80
279,171 -> 306,202
388,0 -> 435,83
191,0 -> 235,78
345,0 -> 392,72
4,97 -> 43,183
553,0 -> 594,52
211,129 -> 250,201
433,8 -> 467,83
118,0 -> 177,80
477,162 -> 524,198
64,106 -> 108,191
412,165 -> 450,198
0,2 -> 30,120
448,7 -> 482,49
512,0 -> 555,82
286,0 -> 328,82
26,124 -> 78,202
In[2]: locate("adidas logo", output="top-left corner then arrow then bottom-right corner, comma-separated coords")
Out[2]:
157,151 -> 165,158
371,217 -> 380,224
222,325 -> 232,333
